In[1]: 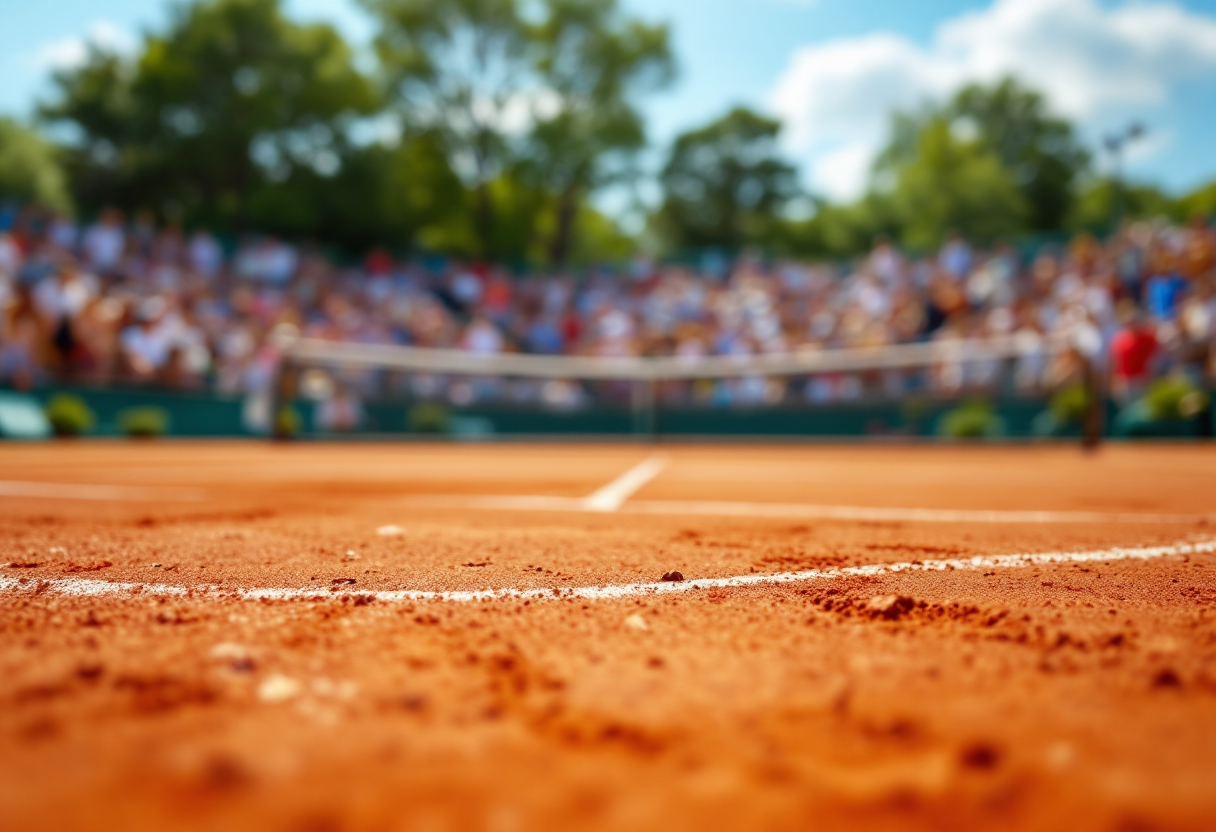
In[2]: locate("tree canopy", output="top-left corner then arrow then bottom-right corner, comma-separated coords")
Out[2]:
524,0 -> 673,265
876,79 -> 1089,234
42,0 -> 379,239
656,106 -> 800,251
885,117 -> 1030,250
21,0 -> 1215,263
0,117 -> 72,213
947,78 -> 1090,232
363,0 -> 531,258
362,0 -> 671,263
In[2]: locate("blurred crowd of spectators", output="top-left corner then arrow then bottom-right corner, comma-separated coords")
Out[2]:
1,202 -> 1214,410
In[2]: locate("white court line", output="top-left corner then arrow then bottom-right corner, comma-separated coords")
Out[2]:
580,455 -> 668,512
401,494 -> 1213,525
2,538 -> 1212,604
0,481 -> 207,502
620,500 -> 1215,525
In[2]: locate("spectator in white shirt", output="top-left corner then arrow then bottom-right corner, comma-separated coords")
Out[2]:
82,208 -> 126,273
461,316 -> 504,354
34,262 -> 95,325
120,297 -> 171,379
0,231 -> 22,278
939,231 -> 973,281
188,230 -> 223,278
48,216 -> 79,251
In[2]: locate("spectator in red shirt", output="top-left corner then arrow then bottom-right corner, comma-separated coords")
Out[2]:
1110,301 -> 1158,403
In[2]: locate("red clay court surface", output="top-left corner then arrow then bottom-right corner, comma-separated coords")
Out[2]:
1,442 -> 1215,832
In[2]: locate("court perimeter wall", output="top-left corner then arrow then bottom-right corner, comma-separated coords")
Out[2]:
7,384 -> 1214,440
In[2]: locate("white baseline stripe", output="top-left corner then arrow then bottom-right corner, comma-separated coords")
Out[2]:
0,481 -> 207,502
581,456 -> 667,512
2,538 -> 1212,604
401,495 -> 1212,525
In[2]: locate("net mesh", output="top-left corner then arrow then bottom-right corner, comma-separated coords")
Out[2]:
273,334 -> 1094,439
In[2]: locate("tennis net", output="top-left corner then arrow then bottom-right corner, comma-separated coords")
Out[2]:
271,332 -> 1099,440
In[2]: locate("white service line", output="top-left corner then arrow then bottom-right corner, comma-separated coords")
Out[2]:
579,455 -> 668,512
0,481 -> 207,502
2,538 -> 1212,604
401,494 -> 1212,525
620,500 -> 1214,525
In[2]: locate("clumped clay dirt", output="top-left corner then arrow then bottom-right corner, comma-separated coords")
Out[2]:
1,443 -> 1215,832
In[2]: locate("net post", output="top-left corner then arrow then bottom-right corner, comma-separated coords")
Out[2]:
631,373 -> 658,441
267,329 -> 307,441
647,375 -> 659,441
1082,350 -> 1104,452
268,355 -> 288,441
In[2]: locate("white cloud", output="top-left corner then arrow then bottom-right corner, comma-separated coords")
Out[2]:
938,0 -> 1216,116
768,0 -> 1216,201
495,88 -> 563,135
35,21 -> 135,71
811,140 -> 881,202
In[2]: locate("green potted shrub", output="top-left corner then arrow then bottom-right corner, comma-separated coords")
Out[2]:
117,406 -> 170,438
1115,376 -> 1210,438
936,400 -> 1005,439
274,405 -> 302,440
1145,376 -> 1209,421
407,401 -> 450,434
44,394 -> 95,437
1032,383 -> 1089,437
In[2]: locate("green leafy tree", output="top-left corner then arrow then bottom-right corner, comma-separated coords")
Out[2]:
363,0 -> 532,259
37,48 -> 136,212
524,0 -> 673,265
1068,178 -> 1178,231
878,78 -> 1089,234
886,118 -> 1028,250
949,79 -> 1089,232
238,130 -> 469,251
779,194 -> 900,259
656,107 -> 800,250
42,0 -> 377,233
1177,179 -> 1216,221
566,203 -> 635,265
0,118 -> 72,213
419,168 -> 634,266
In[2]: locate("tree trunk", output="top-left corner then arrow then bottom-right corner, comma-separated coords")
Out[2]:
476,180 -> 494,261
550,187 -> 578,268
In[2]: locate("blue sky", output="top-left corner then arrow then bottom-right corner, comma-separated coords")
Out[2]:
4,0 -> 1216,202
